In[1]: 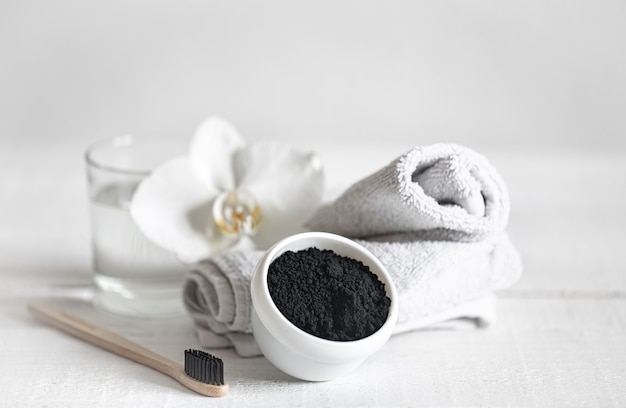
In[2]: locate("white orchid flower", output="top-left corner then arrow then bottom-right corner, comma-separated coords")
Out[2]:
129,117 -> 325,264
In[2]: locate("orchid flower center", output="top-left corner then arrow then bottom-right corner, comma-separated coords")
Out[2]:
212,189 -> 263,236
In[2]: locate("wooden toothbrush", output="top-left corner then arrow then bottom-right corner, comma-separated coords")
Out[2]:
27,301 -> 229,398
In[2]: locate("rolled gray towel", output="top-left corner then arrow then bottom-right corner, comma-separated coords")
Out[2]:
305,143 -> 509,241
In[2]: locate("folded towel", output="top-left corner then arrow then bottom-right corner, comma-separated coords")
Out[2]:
184,235 -> 520,356
183,143 -> 522,357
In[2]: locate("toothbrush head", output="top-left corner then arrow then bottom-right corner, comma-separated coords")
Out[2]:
180,349 -> 228,397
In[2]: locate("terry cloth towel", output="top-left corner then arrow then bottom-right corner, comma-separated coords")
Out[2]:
306,143 -> 509,241
183,143 -> 522,357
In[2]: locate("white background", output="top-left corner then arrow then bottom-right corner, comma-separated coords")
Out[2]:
1,2 -> 626,406
2,0 -> 625,150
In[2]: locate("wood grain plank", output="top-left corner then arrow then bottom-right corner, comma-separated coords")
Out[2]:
4,297 -> 624,407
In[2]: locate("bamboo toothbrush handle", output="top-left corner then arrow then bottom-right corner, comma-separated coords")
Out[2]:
28,302 -> 179,377
28,301 -> 228,397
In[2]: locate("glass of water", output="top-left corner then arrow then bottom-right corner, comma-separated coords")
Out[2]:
85,135 -> 188,317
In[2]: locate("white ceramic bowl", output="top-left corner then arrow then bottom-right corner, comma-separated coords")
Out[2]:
250,232 -> 398,381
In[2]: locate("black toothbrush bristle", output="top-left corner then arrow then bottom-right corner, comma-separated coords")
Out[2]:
184,349 -> 224,386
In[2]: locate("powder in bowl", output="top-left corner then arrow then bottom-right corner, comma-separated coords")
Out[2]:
267,247 -> 391,341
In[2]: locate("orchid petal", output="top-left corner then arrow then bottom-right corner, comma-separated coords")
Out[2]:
189,116 -> 245,193
130,157 -> 237,264
233,142 -> 325,248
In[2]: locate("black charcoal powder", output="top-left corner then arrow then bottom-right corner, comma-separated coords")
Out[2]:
267,247 -> 391,341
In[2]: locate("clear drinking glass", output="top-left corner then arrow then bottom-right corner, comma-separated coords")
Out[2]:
85,135 -> 188,317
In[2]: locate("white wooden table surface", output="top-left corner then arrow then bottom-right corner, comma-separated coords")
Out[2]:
1,139 -> 625,407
